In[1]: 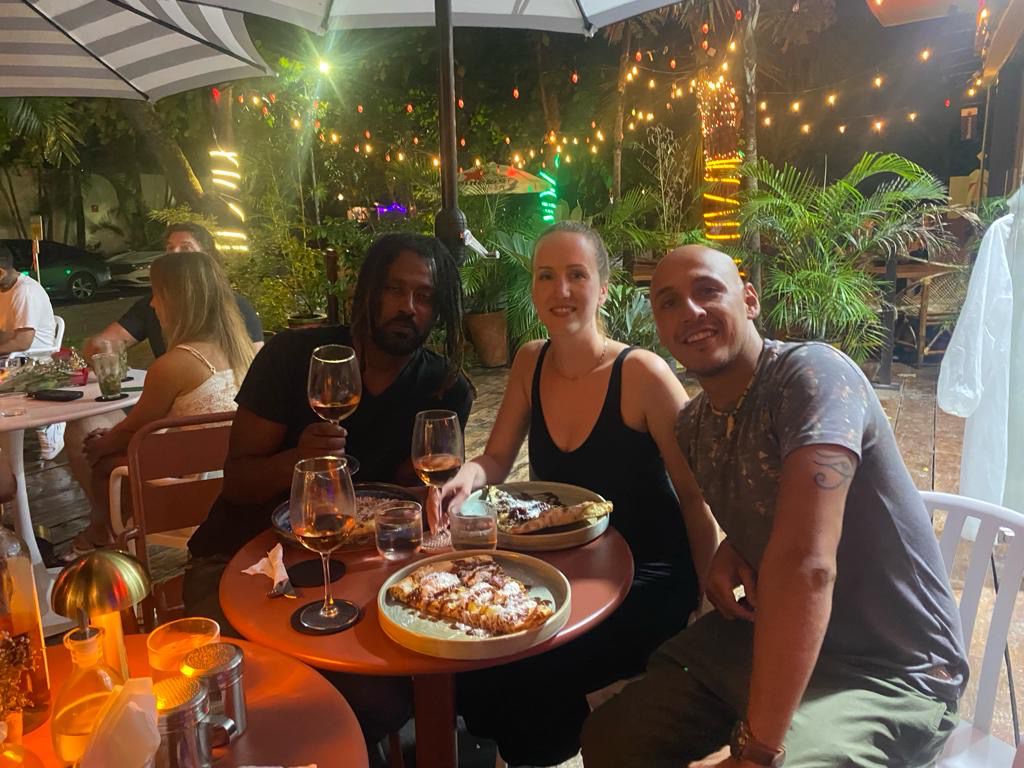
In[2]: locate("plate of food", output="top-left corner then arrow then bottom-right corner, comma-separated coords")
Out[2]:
378,550 -> 571,660
272,483 -> 420,550
465,482 -> 612,552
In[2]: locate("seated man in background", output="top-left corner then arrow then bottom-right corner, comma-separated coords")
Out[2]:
0,243 -> 61,459
582,246 -> 967,768
64,223 -> 263,506
185,232 -> 474,757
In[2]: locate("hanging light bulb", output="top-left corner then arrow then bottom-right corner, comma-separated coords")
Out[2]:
406,103 -> 414,113
571,71 -> 579,84
728,41 -> 736,52
873,75 -> 883,88
920,49 -> 931,61
827,93 -> 837,106
872,120 -> 884,133
357,104 -> 363,113
908,112 -> 918,122
670,58 -> 677,69
791,100 -> 801,112
457,98 -> 464,109
763,116 -> 772,126
505,136 -> 511,144
759,100 -> 767,111
513,87 -> 520,99
838,124 -> 847,134
398,152 -> 405,161
649,78 -> 656,89
632,65 -> 639,76
801,123 -> 810,134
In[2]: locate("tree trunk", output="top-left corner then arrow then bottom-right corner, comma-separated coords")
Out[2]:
612,26 -> 632,204
73,169 -> 86,248
533,34 -> 561,133
119,101 -> 208,214
741,0 -> 762,292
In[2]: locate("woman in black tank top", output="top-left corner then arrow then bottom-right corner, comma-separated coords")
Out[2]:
441,223 -> 717,766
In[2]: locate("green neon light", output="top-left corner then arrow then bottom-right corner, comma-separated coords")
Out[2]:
538,170 -> 556,185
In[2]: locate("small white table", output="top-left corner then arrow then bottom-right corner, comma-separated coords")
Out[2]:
0,368 -> 146,633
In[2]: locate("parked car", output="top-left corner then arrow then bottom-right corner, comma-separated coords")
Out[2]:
106,249 -> 163,288
0,239 -> 111,301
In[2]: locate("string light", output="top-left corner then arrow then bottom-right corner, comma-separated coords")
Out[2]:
513,87 -> 520,99
975,77 -> 983,86
626,72 -> 634,82
872,120 -> 884,133
827,94 -> 837,106
763,116 -> 772,126
357,104 -> 363,113
406,103 -> 414,113
398,152 -> 405,161
251,96 -> 261,106
920,49 -> 931,61
838,124 -> 847,134
318,60 -> 329,74
432,157 -> 440,167
759,101 -> 767,111
968,87 -> 977,97
801,123 -> 811,134
649,78 -> 656,89
571,71 -> 579,84
457,98 -> 464,109
728,41 -> 736,52
632,65 -> 639,76
791,101 -> 801,112
291,118 -> 301,129
907,112 -> 918,122
873,75 -> 883,88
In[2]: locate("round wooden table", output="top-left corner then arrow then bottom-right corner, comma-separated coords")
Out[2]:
220,528 -> 635,768
24,634 -> 368,768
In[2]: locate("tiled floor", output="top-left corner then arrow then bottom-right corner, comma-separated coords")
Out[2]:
17,358 -> 1024,760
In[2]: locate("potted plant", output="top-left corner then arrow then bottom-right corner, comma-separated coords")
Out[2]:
460,253 -> 509,367
0,631 -> 34,746
741,152 -> 972,362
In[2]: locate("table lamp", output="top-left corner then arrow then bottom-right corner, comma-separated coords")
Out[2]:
51,551 -> 150,680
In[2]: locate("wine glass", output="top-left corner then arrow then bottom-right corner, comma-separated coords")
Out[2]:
412,410 -> 464,549
308,344 -> 361,475
289,456 -> 361,631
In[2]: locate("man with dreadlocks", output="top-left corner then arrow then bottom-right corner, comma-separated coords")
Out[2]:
184,233 -> 473,762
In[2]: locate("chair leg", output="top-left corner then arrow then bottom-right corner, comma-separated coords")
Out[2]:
387,731 -> 404,768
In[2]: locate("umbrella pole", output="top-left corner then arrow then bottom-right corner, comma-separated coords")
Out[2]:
434,0 -> 466,264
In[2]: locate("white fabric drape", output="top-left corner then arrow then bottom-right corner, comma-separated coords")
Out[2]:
938,188 -> 1024,513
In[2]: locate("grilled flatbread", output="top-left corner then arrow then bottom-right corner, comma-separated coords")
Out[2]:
483,486 -> 612,535
386,555 -> 553,635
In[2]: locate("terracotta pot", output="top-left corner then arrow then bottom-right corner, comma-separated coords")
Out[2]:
287,313 -> 328,329
465,311 -> 509,368
1,711 -> 23,745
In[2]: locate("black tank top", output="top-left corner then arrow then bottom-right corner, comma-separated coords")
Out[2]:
529,342 -> 692,569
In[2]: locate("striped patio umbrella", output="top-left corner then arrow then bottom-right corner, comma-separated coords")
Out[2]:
0,0 -> 270,101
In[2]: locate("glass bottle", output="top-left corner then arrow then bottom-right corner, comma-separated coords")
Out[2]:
0,525 -> 50,733
51,627 -> 124,766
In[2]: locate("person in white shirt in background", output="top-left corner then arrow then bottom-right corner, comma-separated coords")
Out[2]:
0,243 -> 63,460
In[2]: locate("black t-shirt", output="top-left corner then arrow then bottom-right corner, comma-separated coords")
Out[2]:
188,325 -> 474,558
118,291 -> 263,358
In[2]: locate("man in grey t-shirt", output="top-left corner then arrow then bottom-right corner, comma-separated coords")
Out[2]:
583,246 -> 966,768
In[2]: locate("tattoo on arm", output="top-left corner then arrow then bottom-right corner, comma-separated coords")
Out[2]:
811,448 -> 855,490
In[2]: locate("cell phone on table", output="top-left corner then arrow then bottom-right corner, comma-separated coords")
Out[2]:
29,389 -> 85,402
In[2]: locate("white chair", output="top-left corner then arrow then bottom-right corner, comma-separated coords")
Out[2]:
922,491 -> 1024,766
7,315 -> 65,363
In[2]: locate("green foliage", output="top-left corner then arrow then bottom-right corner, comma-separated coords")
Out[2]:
600,281 -> 662,352
148,205 -> 220,233
0,631 -> 33,718
741,152 -> 975,361
0,98 -> 81,166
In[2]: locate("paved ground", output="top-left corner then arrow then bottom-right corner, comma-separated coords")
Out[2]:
17,297 -> 1023,759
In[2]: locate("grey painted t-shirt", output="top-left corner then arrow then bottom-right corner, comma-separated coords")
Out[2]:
677,339 -> 967,702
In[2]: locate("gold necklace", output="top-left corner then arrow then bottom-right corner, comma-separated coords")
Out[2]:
553,336 -> 608,381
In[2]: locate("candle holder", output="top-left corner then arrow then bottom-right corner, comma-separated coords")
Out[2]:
51,550 -> 151,681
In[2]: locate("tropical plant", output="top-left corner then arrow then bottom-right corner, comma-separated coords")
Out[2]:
600,281 -> 662,353
741,152 -> 975,361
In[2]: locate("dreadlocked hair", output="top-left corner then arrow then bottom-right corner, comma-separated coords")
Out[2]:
350,233 -> 471,395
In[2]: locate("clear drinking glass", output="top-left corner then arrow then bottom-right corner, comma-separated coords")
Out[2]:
290,456 -> 360,631
308,345 -> 361,475
90,352 -> 122,399
374,502 -> 423,561
450,508 -> 498,551
146,617 -> 220,681
94,339 -> 129,381
411,410 -> 464,489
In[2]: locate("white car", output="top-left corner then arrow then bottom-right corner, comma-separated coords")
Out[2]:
106,250 -> 163,288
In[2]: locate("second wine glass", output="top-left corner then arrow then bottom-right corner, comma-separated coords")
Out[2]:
290,456 -> 360,632
308,344 -> 361,474
411,409 -> 464,488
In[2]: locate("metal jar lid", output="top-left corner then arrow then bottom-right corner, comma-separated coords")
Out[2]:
180,642 -> 244,682
154,676 -> 209,730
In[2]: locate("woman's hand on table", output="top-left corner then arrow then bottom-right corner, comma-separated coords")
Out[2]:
439,461 -> 485,518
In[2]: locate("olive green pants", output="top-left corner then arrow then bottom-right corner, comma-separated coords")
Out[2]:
581,613 -> 957,768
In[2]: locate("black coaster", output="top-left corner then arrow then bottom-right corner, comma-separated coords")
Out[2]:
95,393 -> 130,402
290,600 -> 361,635
287,558 -> 345,587
121,375 -> 134,382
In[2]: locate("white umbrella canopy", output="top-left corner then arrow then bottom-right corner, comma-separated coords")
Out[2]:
190,0 -> 676,34
0,0 -> 270,101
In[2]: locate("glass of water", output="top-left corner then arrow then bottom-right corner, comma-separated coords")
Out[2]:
450,508 -> 497,551
375,502 -> 423,561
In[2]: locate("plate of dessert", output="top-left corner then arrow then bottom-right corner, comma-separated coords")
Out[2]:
465,482 -> 612,552
378,550 -> 571,659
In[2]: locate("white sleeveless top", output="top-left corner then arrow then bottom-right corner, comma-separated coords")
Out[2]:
167,344 -> 238,418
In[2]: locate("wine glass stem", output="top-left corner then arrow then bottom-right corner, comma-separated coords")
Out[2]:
319,553 -> 338,618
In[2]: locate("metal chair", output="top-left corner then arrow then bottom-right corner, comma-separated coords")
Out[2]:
110,411 -> 234,630
922,491 -> 1024,766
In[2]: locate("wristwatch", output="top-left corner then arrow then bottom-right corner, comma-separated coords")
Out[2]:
729,720 -> 786,767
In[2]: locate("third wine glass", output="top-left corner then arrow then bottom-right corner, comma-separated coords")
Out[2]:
308,344 -> 361,474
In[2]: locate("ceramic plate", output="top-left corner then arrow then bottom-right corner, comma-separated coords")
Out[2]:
272,483 -> 419,550
378,549 -> 571,660
465,481 -> 610,552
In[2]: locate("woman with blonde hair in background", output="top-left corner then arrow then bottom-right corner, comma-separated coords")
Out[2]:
64,250 -> 255,558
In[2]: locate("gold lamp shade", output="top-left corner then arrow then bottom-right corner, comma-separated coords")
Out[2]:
51,550 -> 151,618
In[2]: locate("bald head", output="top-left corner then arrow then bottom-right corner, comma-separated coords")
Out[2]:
649,244 -> 760,380
651,245 -> 744,296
